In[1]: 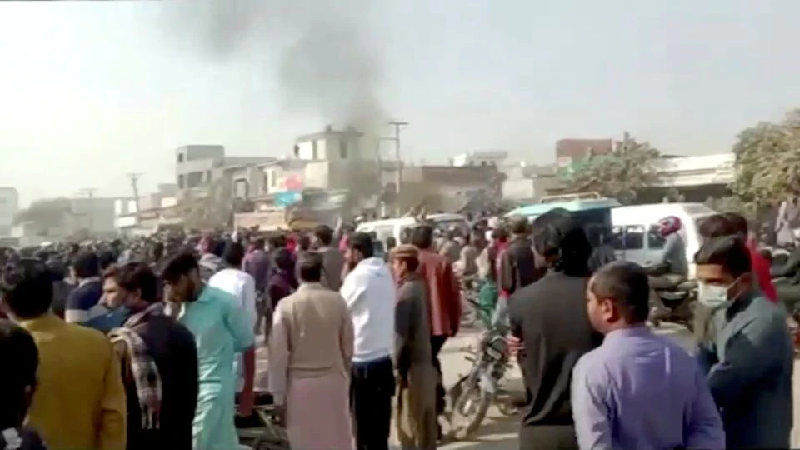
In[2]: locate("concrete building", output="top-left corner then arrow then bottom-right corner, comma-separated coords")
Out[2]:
555,138 -> 614,170
501,164 -> 561,203
0,188 -> 19,236
450,151 -> 508,168
174,144 -> 275,192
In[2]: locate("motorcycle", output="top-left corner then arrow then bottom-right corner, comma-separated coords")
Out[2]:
649,279 -> 697,332
446,320 -> 517,440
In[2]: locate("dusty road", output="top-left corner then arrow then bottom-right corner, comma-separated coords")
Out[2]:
256,322 -> 798,449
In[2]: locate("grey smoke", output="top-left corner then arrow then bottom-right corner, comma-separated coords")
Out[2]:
161,0 -> 387,143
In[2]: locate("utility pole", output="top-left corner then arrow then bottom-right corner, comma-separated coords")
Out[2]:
127,173 -> 142,223
78,188 -> 96,232
386,120 -> 408,195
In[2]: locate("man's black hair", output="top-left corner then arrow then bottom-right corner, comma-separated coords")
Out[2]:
160,252 -> 199,284
590,261 -> 650,323
298,251 -> 323,283
273,248 -> 295,272
722,212 -> 748,236
0,320 -> 38,429
509,216 -> 529,235
117,262 -> 159,303
410,225 -> 434,250
222,241 -> 245,268
253,236 -> 266,249
532,210 -> 592,276
73,251 -> 100,279
313,225 -> 334,246
694,236 -> 752,278
349,232 -> 375,259
1,258 -> 53,319
298,234 -> 311,251
98,251 -> 115,271
698,214 -> 737,239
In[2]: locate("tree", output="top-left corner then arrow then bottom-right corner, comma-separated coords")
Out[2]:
561,133 -> 661,204
732,109 -> 800,204
179,178 -> 235,231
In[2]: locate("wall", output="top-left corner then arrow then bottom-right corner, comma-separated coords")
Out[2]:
0,188 -> 19,236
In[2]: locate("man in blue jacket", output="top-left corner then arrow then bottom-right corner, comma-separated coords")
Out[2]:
695,236 -> 793,449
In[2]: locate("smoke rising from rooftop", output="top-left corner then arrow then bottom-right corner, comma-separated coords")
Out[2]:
163,0 -> 387,143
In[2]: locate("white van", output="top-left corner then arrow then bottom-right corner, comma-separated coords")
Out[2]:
611,203 -> 718,278
356,213 -> 468,246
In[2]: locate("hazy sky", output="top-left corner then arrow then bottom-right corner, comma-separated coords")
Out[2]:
1,0 -> 799,204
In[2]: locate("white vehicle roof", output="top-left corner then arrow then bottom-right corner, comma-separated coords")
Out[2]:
612,202 -> 716,226
356,213 -> 465,230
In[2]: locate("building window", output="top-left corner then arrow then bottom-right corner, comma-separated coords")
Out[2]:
177,153 -> 184,163
206,170 -> 212,182
293,145 -> 299,158
178,174 -> 185,189
340,140 -> 348,159
312,140 -> 318,160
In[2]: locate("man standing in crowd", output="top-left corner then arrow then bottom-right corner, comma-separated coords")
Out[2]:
390,245 -> 437,450
209,241 -> 258,336
0,320 -> 47,450
411,225 -> 461,434
312,224 -> 345,291
499,216 -> 538,298
695,236 -> 793,448
197,235 -> 225,282
508,210 -> 601,449
572,261 -> 724,449
4,258 -> 126,450
268,252 -> 354,450
243,237 -> 271,333
107,262 -> 198,450
65,250 -> 107,327
161,252 -> 256,450
340,232 -> 396,450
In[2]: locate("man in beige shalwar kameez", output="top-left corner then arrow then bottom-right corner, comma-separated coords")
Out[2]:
389,245 -> 438,450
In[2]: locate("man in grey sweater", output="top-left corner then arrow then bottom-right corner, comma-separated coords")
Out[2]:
695,236 -> 793,449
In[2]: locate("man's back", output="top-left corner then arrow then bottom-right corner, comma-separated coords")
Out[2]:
500,236 -> 539,296
317,246 -> 344,291
417,249 -> 461,337
128,315 -> 198,449
20,314 -> 126,450
65,279 -> 105,325
508,272 -> 602,427
208,268 -> 257,330
573,327 -> 723,449
274,283 -> 353,376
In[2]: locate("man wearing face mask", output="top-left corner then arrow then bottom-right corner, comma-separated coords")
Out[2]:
107,262 -> 198,450
694,236 -> 793,449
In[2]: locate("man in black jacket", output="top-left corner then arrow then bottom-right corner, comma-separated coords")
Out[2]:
499,217 -> 540,297
508,210 -> 603,449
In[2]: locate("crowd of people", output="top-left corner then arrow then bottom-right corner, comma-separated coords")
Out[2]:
0,209 -> 794,450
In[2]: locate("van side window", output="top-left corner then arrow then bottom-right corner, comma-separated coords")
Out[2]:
623,226 -> 644,249
610,226 -> 625,250
373,226 -> 395,244
610,226 -> 644,249
647,225 -> 666,249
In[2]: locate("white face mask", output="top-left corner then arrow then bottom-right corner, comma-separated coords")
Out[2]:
697,278 -> 738,308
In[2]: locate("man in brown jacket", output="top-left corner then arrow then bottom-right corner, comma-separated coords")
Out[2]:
411,225 -> 461,429
390,245 -> 437,450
